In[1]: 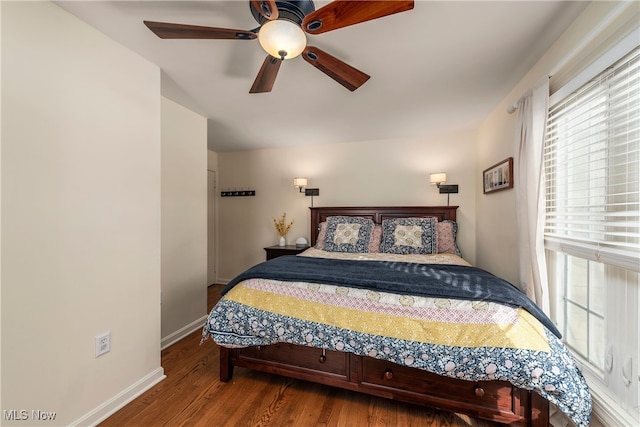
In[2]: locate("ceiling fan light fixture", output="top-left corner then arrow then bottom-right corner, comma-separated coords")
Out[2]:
258,19 -> 306,60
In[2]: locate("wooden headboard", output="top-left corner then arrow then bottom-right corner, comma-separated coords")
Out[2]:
309,206 -> 458,246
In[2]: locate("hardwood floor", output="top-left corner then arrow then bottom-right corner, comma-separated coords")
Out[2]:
100,285 -> 503,427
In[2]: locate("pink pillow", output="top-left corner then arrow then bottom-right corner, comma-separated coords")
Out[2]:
369,225 -> 382,253
436,221 -> 462,256
314,222 -> 327,249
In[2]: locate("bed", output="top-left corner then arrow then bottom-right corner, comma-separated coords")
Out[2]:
202,206 -> 591,427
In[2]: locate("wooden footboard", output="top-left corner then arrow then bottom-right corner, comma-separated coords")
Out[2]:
219,344 -> 549,427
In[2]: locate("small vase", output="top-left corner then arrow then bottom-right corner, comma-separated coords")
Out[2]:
279,236 -> 286,247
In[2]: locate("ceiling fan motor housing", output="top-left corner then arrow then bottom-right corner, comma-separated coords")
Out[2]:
250,0 -> 316,26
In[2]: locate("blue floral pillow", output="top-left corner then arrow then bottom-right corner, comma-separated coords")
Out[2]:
323,216 -> 374,253
380,217 -> 437,254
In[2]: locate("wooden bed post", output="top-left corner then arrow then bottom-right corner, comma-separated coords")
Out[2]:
530,391 -> 549,426
219,346 -> 233,382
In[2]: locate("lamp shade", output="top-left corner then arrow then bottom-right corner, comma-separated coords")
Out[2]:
293,177 -> 307,188
430,173 -> 447,185
258,20 -> 307,60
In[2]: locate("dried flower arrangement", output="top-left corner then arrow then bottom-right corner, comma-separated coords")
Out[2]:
273,213 -> 294,237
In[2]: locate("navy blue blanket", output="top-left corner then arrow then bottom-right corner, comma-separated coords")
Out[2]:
222,255 -> 561,338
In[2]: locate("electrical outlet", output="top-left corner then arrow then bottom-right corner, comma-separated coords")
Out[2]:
95,332 -> 111,358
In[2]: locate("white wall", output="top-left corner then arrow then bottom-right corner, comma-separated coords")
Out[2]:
215,131 -> 477,282
1,2 -> 162,425
475,116 -> 519,284
476,0 -> 634,286
208,149 -> 219,170
0,0 -> 4,418
160,98 -> 207,347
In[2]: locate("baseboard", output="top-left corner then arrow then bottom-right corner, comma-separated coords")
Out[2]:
161,315 -> 208,350
70,367 -> 166,427
590,384 -> 639,427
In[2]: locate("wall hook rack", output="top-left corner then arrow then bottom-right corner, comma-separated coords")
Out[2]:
220,190 -> 256,197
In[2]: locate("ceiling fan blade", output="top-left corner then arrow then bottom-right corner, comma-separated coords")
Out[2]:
302,0 -> 414,35
250,55 -> 282,93
143,21 -> 256,40
302,46 -> 370,92
250,0 -> 279,21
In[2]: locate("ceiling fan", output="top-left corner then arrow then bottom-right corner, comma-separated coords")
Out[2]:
144,0 -> 414,93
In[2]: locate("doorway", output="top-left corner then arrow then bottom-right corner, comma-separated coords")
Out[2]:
207,170 -> 216,286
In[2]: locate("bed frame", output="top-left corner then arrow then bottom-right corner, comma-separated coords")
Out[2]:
219,206 -> 549,426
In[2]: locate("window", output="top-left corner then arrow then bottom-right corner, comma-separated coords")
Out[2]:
544,46 -> 639,421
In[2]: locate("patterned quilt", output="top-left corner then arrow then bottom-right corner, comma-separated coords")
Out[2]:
202,250 -> 591,427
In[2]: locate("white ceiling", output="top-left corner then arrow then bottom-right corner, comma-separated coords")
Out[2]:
55,1 -> 590,152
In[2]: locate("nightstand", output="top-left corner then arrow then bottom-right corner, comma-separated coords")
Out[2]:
264,245 -> 308,260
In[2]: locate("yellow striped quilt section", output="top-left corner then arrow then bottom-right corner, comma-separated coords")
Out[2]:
224,282 -> 550,352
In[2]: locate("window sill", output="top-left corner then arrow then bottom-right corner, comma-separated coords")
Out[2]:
578,361 -> 639,427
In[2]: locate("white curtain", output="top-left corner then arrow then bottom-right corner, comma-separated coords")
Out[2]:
514,78 -> 550,313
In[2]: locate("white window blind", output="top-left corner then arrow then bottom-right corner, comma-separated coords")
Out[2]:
544,46 -> 640,272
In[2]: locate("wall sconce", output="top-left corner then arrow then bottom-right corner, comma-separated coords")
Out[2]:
430,173 -> 447,188
293,177 -> 308,193
293,177 -> 320,207
430,172 -> 458,206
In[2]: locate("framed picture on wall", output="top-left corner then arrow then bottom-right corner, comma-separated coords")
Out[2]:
483,157 -> 513,194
